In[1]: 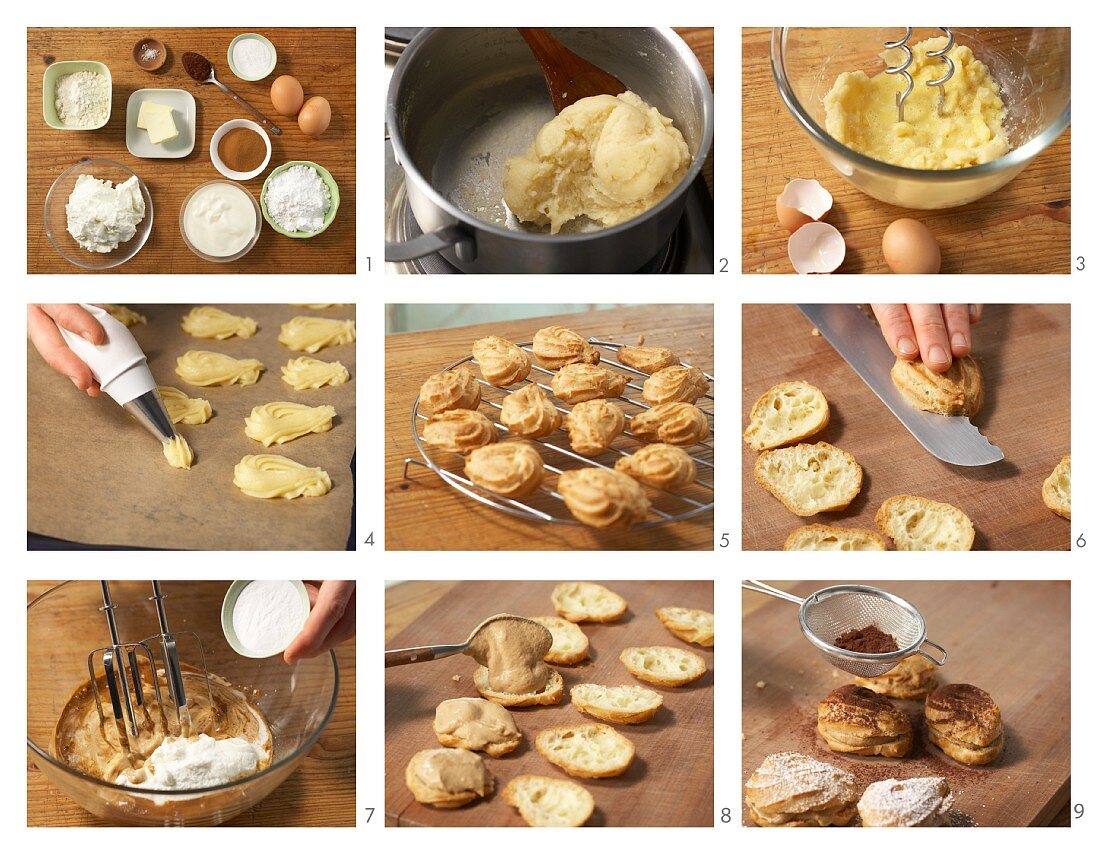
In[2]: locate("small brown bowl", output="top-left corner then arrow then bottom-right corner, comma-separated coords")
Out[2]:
132,38 -> 166,71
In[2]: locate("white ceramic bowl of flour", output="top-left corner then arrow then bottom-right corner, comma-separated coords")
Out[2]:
222,580 -> 311,658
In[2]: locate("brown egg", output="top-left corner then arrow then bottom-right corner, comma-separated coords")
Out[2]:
297,96 -> 331,138
270,75 -> 305,117
776,197 -> 814,233
882,218 -> 941,274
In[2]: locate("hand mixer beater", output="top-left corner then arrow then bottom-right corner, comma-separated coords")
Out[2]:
87,581 -> 214,762
884,27 -> 955,122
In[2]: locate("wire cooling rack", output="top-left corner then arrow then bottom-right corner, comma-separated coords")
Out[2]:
404,338 -> 714,529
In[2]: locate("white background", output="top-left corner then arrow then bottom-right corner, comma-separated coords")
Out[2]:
11,0 -> 1092,845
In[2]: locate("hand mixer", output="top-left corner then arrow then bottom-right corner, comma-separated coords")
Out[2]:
884,27 -> 955,122
55,304 -> 176,447
742,580 -> 947,677
87,581 -> 214,760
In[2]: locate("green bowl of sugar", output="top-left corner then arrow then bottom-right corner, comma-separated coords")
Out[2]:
261,160 -> 340,238
222,580 -> 311,659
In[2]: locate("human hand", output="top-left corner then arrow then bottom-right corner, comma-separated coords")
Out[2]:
870,304 -> 983,373
284,580 -> 355,664
27,304 -> 107,397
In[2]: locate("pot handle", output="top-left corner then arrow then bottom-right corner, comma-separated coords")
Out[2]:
385,225 -> 477,263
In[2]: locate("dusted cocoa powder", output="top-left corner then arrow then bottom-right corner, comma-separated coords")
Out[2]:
834,625 -> 899,654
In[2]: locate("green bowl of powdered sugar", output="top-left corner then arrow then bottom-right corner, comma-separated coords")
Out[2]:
260,160 -> 339,238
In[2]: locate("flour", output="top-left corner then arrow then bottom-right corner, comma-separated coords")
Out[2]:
263,165 -> 330,232
232,580 -> 310,656
55,71 -> 110,128
125,733 -> 266,790
65,174 -> 145,253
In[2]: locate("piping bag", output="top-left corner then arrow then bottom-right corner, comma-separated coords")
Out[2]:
56,304 -> 176,444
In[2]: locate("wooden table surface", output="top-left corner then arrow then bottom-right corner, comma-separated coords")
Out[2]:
27,27 -> 356,274
741,304 -> 1071,550
385,305 -> 714,551
385,580 -> 714,827
26,580 -> 356,827
741,27 -> 1071,274
741,580 -> 1070,827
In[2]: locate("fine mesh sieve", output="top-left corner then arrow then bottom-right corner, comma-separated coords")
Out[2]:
743,580 -> 948,677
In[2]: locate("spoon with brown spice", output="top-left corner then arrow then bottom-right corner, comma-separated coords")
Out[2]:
182,51 -> 281,136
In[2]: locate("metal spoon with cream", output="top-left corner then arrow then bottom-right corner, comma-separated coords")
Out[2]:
384,613 -> 552,694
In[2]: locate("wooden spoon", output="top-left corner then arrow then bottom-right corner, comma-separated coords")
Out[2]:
518,28 -> 627,114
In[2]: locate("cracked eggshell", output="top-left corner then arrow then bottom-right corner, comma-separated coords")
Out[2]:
776,179 -> 833,232
788,222 -> 846,274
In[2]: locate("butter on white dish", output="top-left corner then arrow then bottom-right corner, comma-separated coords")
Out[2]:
503,91 -> 690,234
136,100 -> 178,145
182,182 -> 259,260
222,580 -> 311,658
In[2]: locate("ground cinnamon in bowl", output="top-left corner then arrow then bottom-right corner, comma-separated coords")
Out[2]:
218,128 -> 267,174
834,625 -> 899,654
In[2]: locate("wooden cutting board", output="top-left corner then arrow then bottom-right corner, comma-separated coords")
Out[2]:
741,579 -> 1070,827
27,27 -> 355,274
385,580 -> 714,826
741,304 -> 1070,550
741,27 -> 1071,274
385,305 -> 714,551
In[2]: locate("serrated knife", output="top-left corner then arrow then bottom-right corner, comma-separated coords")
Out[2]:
798,304 -> 1004,467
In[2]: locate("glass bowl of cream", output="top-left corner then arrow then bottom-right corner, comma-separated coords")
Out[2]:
27,580 -> 338,826
44,158 -> 153,269
179,180 -> 262,262
771,27 -> 1070,209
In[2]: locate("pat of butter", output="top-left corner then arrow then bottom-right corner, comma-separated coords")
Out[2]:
146,107 -> 179,145
136,100 -> 171,130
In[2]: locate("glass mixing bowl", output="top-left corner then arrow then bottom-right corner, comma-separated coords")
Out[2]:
43,159 -> 154,269
771,27 -> 1070,209
27,581 -> 338,826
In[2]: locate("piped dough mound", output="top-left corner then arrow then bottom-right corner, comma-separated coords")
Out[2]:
503,91 -> 690,233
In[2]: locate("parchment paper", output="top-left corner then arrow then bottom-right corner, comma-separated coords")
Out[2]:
27,304 -> 356,550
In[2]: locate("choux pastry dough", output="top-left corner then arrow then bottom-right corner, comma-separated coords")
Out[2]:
614,443 -> 696,490
858,777 -> 953,827
105,304 -> 146,327
281,357 -> 350,390
464,441 -> 545,498
642,365 -> 708,405
418,367 -> 481,416
278,316 -> 356,353
745,752 -> 858,827
233,454 -> 332,499
290,303 -> 346,309
532,326 -> 600,369
550,363 -> 628,403
630,402 -> 709,445
925,684 -> 1003,765
890,355 -> 983,418
854,654 -> 939,700
557,468 -> 651,530
180,306 -> 257,340
618,345 -> 677,373
471,336 -> 531,387
423,409 -> 496,455
500,383 -> 562,439
157,386 -> 212,425
817,685 -> 913,757
162,435 -> 193,470
175,351 -> 264,387
244,402 -> 336,447
562,399 -> 625,456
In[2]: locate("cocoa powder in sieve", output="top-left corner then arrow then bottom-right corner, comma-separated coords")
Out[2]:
834,625 -> 899,654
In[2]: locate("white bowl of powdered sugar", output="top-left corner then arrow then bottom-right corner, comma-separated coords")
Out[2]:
261,160 -> 340,238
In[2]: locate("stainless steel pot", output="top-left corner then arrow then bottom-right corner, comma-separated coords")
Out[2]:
385,27 -> 713,274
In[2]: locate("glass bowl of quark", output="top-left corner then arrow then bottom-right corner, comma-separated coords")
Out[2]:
27,580 -> 339,826
44,158 -> 154,269
771,27 -> 1070,209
